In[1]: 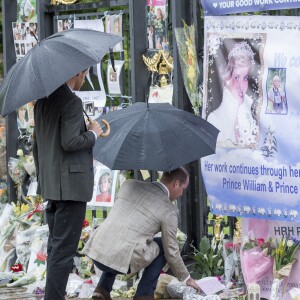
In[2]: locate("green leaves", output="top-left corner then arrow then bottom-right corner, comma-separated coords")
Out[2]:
190,236 -> 224,279
199,236 -> 211,254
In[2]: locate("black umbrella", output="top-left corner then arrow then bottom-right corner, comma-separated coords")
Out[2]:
93,102 -> 219,171
0,28 -> 122,116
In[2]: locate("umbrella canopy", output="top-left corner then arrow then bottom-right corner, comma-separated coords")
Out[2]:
0,28 -> 122,116
94,102 -> 219,171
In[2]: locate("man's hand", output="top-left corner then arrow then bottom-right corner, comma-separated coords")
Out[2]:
89,121 -> 103,138
186,277 -> 202,293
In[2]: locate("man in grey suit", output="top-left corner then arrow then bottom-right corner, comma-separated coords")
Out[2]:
83,167 -> 201,300
33,70 -> 103,300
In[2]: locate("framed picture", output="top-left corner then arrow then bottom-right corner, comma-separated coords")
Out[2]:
12,22 -> 38,58
17,0 -> 37,23
88,163 -> 118,208
105,14 -> 123,52
107,60 -> 124,95
84,101 -> 95,116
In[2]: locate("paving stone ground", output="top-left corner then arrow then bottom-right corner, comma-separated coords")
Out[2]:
0,288 -> 135,300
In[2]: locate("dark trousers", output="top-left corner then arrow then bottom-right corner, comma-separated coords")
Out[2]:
93,237 -> 166,297
44,200 -> 86,300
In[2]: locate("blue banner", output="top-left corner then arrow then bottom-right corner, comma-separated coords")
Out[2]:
202,16 -> 300,222
201,0 -> 300,15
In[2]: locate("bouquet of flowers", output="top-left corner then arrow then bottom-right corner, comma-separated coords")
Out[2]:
240,236 -> 274,286
191,235 -> 224,279
23,155 -> 36,177
8,156 -> 27,186
223,239 -> 236,284
0,181 -> 8,204
270,236 -> 300,299
174,21 -> 201,115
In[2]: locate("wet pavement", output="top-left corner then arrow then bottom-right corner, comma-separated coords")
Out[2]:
0,288 -> 133,300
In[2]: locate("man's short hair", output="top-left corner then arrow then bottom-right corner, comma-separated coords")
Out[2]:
161,167 -> 189,184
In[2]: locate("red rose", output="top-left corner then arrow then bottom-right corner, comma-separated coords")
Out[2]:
36,251 -> 47,262
82,219 -> 89,228
11,263 -> 23,273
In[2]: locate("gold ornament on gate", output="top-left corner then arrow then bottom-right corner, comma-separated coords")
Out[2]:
50,0 -> 78,4
213,215 -> 224,241
234,219 -> 242,239
142,50 -> 173,88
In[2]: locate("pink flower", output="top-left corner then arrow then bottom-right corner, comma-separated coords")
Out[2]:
257,238 -> 265,246
225,242 -> 234,249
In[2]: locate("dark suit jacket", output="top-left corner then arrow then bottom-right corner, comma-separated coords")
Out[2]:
33,84 -> 96,202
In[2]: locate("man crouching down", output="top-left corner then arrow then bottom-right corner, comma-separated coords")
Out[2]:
82,167 -> 201,300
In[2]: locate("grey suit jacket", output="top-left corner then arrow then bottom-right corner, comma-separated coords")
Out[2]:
82,179 -> 190,281
33,84 -> 96,201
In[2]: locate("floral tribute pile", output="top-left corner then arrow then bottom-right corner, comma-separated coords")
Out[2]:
2,148 -> 300,299
189,229 -> 300,299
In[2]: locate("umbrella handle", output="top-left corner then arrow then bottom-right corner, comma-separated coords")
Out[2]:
100,119 -> 110,137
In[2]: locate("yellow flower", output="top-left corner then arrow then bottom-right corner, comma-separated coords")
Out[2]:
21,203 -> 30,214
187,67 -> 196,81
16,149 -> 24,157
13,205 -> 21,217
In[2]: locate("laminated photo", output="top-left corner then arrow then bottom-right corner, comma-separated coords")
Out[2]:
88,162 -> 118,208
107,60 -> 124,95
73,19 -> 107,107
105,14 -> 123,52
12,22 -> 38,59
17,0 -> 37,23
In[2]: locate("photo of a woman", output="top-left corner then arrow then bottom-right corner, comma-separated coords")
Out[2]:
205,37 -> 264,149
17,105 -> 28,129
147,25 -> 155,49
96,172 -> 112,203
88,163 -> 119,208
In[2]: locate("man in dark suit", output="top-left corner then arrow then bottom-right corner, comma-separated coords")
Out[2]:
33,70 -> 103,300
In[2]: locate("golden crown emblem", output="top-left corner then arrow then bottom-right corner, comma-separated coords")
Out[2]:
51,0 -> 78,4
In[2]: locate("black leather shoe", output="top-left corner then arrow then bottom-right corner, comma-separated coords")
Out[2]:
92,286 -> 112,300
133,296 -> 154,300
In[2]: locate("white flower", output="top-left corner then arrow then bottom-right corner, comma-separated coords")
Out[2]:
220,231 -> 225,241
262,248 -> 268,256
243,236 -> 250,244
287,240 -> 294,247
217,258 -> 223,267
16,149 -> 24,157
211,238 -> 216,251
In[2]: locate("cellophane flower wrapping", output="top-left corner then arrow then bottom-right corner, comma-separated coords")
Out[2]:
15,226 -> 39,271
23,155 -> 36,177
272,236 -> 299,279
240,246 -> 273,285
174,22 -> 201,115
27,225 -> 48,273
8,157 -> 27,185
7,267 -> 45,287
223,239 -> 236,284
0,204 -> 20,272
